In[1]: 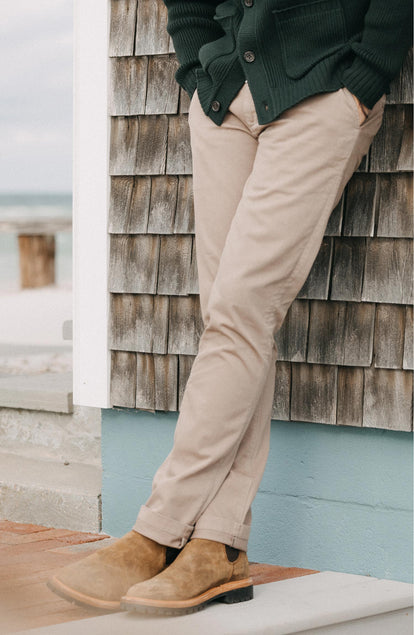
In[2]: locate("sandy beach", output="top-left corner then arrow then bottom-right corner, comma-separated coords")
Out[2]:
0,283 -> 72,375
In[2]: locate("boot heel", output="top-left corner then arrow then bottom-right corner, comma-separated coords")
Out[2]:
220,584 -> 254,604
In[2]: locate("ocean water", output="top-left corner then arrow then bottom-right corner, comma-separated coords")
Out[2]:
0,193 -> 72,291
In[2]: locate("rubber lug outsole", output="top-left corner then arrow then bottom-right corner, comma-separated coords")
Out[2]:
120,583 -> 254,616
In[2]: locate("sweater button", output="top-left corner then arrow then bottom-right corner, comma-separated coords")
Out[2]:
244,0 -> 253,6
211,100 -> 221,112
243,50 -> 256,63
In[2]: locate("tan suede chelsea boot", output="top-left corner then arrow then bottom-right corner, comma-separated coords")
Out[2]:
47,530 -> 180,611
120,537 -> 253,615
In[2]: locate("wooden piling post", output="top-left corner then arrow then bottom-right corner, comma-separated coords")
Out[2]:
18,234 -> 56,289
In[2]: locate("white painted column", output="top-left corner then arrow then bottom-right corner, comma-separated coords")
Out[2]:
73,0 -> 111,407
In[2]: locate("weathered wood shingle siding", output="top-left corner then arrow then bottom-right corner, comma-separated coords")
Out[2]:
108,0 -> 413,431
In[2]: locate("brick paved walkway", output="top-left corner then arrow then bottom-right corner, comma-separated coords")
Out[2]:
0,520 -> 317,634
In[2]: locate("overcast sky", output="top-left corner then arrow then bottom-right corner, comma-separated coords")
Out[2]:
0,0 -> 72,193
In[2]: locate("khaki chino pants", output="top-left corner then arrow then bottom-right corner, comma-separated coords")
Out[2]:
134,81 -> 386,550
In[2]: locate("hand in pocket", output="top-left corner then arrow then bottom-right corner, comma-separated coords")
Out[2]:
350,92 -> 371,125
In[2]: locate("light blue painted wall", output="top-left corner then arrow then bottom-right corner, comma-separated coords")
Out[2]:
101,408 -> 413,583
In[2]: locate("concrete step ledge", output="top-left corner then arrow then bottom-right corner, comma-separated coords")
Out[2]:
0,403 -> 101,465
0,372 -> 73,413
14,571 -> 413,634
0,451 -> 101,533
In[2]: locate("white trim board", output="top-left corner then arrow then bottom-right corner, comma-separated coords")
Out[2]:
73,0 -> 111,407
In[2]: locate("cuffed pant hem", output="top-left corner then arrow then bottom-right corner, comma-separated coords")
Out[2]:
133,505 -> 194,549
190,527 -> 249,551
191,513 -> 251,551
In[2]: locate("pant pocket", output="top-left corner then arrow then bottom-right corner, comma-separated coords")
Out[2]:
341,86 -> 386,129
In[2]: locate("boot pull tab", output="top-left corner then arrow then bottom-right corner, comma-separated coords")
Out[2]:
225,545 -> 240,562
165,546 -> 181,566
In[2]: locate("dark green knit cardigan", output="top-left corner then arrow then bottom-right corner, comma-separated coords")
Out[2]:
162,0 -> 413,126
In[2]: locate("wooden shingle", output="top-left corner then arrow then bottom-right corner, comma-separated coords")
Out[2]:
274,300 -> 309,363
369,105 -> 413,172
330,238 -> 366,302
403,306 -> 413,370
110,116 -> 170,176
342,173 -> 376,237
174,176 -> 194,234
109,57 -> 148,115
109,0 -> 137,57
336,366 -> 364,427
136,353 -> 156,411
109,234 -> 160,293
290,363 -> 337,425
373,304 -> 405,369
297,237 -> 332,300
179,87 -> 191,114
376,173 -> 413,238
109,176 -> 151,233
166,116 -> 192,174
153,353 -> 178,411
110,117 -> 139,175
307,301 -> 375,367
168,295 -> 203,355
135,0 -> 170,56
325,195 -> 344,236
135,116 -> 169,175
362,238 -> 413,304
178,354 -> 195,409
145,55 -> 180,115
363,368 -> 413,431
387,47 -> 413,104
110,293 -> 152,352
187,236 -> 200,295
147,175 -> 178,234
157,235 -> 194,295
271,361 -> 291,421
111,351 -> 137,408
110,293 -> 169,353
